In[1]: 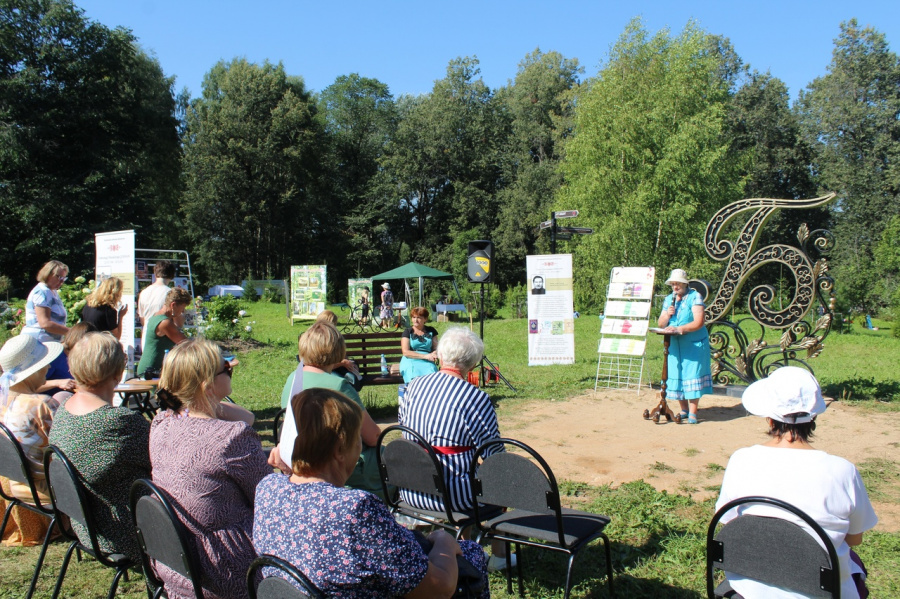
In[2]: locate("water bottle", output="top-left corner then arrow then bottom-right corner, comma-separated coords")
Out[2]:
380,354 -> 388,376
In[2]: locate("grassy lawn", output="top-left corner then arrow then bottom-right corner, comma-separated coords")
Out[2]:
2,302 -> 898,597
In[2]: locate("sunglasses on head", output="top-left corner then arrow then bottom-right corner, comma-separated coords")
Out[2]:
217,361 -> 233,378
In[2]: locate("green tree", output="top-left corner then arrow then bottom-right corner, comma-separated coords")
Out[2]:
493,49 -> 582,287
559,20 -> 744,309
796,20 -> 900,311
318,74 -> 398,280
181,58 -> 326,284
0,0 -> 181,287
378,57 -> 507,279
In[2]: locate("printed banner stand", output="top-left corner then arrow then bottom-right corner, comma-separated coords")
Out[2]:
526,254 -> 575,366
95,230 -> 136,378
595,266 -> 656,393
290,265 -> 327,323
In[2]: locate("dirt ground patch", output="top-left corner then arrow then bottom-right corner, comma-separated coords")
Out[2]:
495,389 -> 900,532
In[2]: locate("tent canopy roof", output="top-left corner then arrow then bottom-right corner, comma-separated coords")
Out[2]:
371,262 -> 454,281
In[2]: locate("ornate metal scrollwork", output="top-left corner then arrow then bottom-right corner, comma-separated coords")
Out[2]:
703,194 -> 838,385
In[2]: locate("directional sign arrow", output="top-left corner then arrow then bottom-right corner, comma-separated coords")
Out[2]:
554,210 -> 579,219
557,226 -> 594,235
538,220 -> 553,229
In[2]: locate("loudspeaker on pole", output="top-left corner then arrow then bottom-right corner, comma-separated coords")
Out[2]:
467,240 -> 493,283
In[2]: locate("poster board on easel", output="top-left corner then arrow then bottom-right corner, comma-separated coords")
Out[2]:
595,266 -> 655,393
290,265 -> 327,323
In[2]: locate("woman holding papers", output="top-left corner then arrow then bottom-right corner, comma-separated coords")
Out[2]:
657,268 -> 712,424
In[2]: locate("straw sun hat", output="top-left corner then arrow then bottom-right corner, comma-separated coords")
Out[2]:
665,269 -> 689,285
0,335 -> 64,387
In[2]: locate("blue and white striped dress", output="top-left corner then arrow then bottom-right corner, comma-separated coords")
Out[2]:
399,371 -> 503,512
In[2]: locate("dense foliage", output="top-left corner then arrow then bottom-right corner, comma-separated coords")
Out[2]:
2,3 -> 897,315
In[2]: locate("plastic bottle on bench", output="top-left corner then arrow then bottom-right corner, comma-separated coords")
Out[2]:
381,353 -> 389,376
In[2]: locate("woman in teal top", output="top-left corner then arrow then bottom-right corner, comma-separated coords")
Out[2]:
277,322 -> 384,499
657,269 -> 712,424
136,287 -> 191,377
399,306 -> 439,383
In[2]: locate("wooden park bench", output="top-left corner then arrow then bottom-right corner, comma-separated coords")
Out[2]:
344,331 -> 404,386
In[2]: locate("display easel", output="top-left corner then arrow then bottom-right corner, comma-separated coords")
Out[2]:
595,267 -> 656,393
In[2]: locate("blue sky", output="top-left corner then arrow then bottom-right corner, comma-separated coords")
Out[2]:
76,0 -> 896,101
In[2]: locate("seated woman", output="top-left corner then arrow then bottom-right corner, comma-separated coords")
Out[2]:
255,387 -> 489,598
278,322 -> 382,498
136,287 -> 191,377
399,306 -> 439,383
716,367 -> 878,599
399,326 -> 510,571
0,335 -> 63,547
39,321 -> 97,402
81,277 -> 129,339
48,332 -> 150,562
150,338 -> 268,599
315,310 -> 362,391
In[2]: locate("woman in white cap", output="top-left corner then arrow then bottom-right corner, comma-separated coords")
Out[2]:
657,268 -> 712,423
0,334 -> 63,546
716,367 -> 878,598
380,282 -> 394,321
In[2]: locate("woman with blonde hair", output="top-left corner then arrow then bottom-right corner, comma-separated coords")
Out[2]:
278,321 -> 382,498
81,277 -> 129,339
136,287 -> 191,377
48,332 -> 150,561
150,338 -> 268,599
22,260 -> 69,343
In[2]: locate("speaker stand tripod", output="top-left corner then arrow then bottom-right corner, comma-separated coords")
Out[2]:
476,283 -> 516,392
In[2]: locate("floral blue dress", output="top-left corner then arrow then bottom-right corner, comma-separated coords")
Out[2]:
253,474 -> 489,598
661,289 -> 712,400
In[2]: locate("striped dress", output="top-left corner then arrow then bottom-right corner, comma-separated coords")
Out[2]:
399,371 -> 502,512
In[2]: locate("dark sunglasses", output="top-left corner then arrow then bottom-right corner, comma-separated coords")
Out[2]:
217,362 -> 233,378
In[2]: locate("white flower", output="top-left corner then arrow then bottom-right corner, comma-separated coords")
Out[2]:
244,325 -> 252,332
232,318 -> 239,324
238,310 -> 247,317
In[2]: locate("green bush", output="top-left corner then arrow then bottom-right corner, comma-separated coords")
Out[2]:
242,280 -> 258,302
200,295 -> 253,341
262,283 -> 283,304
57,276 -> 94,325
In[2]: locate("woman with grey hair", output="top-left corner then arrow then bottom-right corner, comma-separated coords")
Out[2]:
399,326 -> 512,571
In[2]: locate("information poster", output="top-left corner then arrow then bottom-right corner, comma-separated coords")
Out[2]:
291,265 -> 327,321
348,278 -> 372,317
527,254 -> 575,365
95,230 -> 136,372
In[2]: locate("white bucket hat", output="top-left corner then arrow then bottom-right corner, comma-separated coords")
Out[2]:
382,283 -> 391,290
742,366 -> 826,424
0,335 -> 64,387
665,269 -> 689,285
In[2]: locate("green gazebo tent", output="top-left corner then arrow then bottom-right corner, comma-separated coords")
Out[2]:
370,262 -> 463,309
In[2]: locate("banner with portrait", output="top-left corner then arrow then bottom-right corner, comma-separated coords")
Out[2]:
290,265 -> 327,321
526,254 -> 575,365
95,230 -> 136,371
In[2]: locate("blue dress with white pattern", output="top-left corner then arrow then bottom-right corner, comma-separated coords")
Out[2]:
661,289 -> 712,400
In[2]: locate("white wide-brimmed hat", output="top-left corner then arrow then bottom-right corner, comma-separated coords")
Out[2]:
742,367 -> 826,424
0,335 -> 64,387
382,283 -> 391,290
665,269 -> 689,285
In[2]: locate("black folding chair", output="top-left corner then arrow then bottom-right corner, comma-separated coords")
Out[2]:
376,425 -> 501,538
42,445 -> 133,599
469,438 -> 615,599
0,422 -> 58,599
247,554 -> 324,599
130,478 -> 205,598
272,408 -> 286,444
707,496 -> 840,598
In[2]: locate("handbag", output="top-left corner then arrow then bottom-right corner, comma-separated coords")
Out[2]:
411,530 -> 484,598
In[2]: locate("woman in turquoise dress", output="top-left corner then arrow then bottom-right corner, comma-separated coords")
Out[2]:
399,306 -> 439,383
657,269 -> 712,424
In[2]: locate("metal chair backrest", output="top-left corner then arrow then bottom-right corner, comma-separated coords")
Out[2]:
707,496 -> 840,598
376,425 -> 449,509
248,554 -> 323,599
130,478 -> 206,598
0,421 -> 49,510
470,438 -> 567,545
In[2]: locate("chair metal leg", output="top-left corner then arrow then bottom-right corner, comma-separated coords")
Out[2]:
106,566 -> 128,599
25,516 -> 57,599
50,541 -> 79,599
0,501 -> 14,540
563,552 -> 577,599
601,534 -> 615,598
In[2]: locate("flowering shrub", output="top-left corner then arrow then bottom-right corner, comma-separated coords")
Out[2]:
58,276 -> 94,325
199,295 -> 254,341
1,301 -> 25,335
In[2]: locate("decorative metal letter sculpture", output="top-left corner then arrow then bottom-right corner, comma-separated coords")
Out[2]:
702,194 -> 838,385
